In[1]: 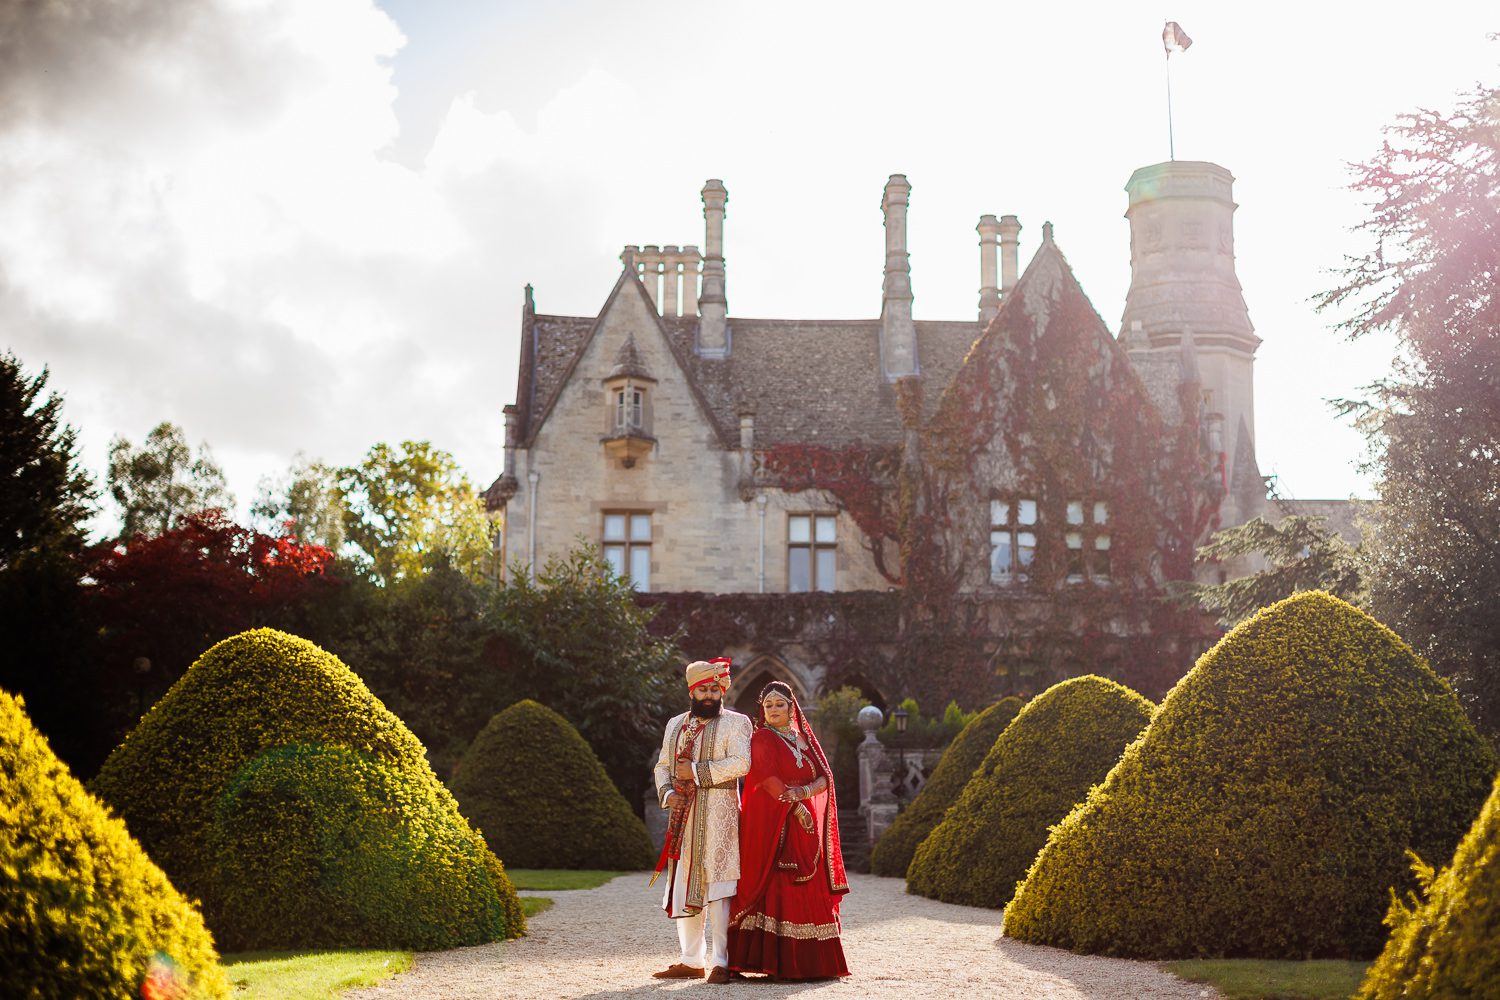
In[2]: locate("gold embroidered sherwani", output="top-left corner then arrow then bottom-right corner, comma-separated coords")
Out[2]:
654,709 -> 753,917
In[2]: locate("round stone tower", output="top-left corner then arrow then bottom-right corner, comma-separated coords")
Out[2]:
1120,160 -> 1263,530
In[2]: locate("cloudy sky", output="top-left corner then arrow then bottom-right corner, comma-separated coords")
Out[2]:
3,1 -> 1495,535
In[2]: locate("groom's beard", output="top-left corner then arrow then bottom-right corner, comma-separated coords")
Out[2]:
689,696 -> 722,718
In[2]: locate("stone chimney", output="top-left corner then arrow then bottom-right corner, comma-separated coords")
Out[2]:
639,245 -> 661,310
880,174 -> 917,380
998,214 -> 1022,294
699,180 -> 729,357
680,244 -> 701,315
977,215 -> 1001,326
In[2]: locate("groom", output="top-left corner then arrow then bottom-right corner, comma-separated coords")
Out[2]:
651,658 -> 753,984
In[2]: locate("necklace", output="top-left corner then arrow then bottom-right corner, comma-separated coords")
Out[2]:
770,724 -> 804,767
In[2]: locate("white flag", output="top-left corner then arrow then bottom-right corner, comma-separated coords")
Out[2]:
1162,21 -> 1193,56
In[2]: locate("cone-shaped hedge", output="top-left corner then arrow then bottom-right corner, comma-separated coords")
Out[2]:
451,699 -> 655,869
209,744 -> 516,950
1356,770 -> 1500,998
870,696 -> 1025,878
907,677 -> 1153,906
89,628 -> 525,946
1004,592 -> 1498,959
1,690 -> 230,999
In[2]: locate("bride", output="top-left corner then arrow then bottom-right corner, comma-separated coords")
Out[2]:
726,681 -> 850,980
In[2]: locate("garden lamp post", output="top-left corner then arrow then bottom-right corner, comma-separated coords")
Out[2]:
892,705 -> 909,810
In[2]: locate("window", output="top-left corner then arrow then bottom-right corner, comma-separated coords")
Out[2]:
1065,499 -> 1111,582
602,512 -> 652,590
614,386 -> 645,432
788,514 -> 836,592
990,498 -> 1037,584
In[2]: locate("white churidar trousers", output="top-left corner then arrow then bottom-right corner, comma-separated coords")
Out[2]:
676,896 -> 732,970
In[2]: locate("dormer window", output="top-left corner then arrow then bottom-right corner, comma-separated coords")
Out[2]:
601,333 -> 656,468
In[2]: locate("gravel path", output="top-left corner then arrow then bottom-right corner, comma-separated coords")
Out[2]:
345,873 -> 1218,999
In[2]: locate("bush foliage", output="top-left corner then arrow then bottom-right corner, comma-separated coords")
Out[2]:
452,700 -> 655,870
906,678 -> 1152,904
0,690 -> 230,1000
1003,592 -> 1498,959
88,628 -> 525,945
209,744 -> 516,950
1356,770 -> 1500,998
869,696 -> 1025,877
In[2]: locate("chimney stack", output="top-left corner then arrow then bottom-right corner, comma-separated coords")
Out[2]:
699,180 -> 729,357
880,174 -> 917,379
998,214 -> 1022,294
977,214 -> 1001,326
681,244 -> 701,315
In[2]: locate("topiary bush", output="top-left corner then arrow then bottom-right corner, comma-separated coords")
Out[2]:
906,678 -> 1152,905
89,628 -> 525,945
451,699 -> 655,870
870,696 -> 1025,878
1356,770 -> 1500,998
1004,591 -> 1498,959
1,689 -> 230,1000
209,744 -> 515,951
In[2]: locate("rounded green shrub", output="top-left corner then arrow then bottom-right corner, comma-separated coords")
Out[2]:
1356,770 -> 1500,998
209,744 -> 513,950
0,689 -> 230,1000
1004,591 -> 1498,959
89,628 -> 525,945
870,696 -> 1025,878
451,699 -> 655,870
906,678 -> 1152,906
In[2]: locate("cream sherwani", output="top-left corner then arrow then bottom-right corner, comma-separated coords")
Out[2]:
654,708 -> 752,969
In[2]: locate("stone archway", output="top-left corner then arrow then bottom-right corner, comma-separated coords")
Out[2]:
728,654 -> 807,719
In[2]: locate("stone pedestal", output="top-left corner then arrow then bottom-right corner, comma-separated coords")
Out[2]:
856,706 -> 899,847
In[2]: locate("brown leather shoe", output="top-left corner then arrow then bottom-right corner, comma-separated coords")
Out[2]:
706,966 -> 734,984
652,963 -> 705,979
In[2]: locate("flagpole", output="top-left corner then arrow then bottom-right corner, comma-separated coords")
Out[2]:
1166,50 -> 1176,161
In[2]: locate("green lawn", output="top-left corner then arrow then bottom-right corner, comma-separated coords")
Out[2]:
522,896 -> 555,917
506,868 -> 628,890
223,949 -> 412,999
1164,959 -> 1369,1000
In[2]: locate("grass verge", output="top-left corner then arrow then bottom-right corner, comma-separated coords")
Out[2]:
522,896 -> 555,917
506,868 -> 628,890
1164,959 -> 1369,1000
223,949 -> 411,999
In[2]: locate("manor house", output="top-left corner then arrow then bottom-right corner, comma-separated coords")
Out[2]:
485,161 -> 1330,712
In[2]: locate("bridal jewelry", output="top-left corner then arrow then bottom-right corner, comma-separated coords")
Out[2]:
771,723 -> 804,767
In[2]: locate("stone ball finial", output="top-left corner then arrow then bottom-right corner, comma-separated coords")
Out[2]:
857,705 -> 884,743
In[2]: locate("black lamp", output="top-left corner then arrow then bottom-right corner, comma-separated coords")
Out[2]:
891,704 -> 910,808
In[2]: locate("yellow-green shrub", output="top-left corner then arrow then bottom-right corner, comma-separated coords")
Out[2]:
1004,592 -> 1498,959
89,628 -> 525,943
451,700 -> 654,869
0,689 -> 230,1000
907,678 -> 1152,906
870,696 -> 1025,878
1356,770 -> 1500,998
209,744 -> 513,950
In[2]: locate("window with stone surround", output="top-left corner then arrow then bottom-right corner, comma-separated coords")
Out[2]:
1065,499 -> 1111,583
990,498 -> 1037,584
788,514 -> 836,593
614,386 -> 645,432
602,511 -> 651,590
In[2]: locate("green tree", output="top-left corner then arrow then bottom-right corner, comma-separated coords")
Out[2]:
1315,75 -> 1500,737
107,421 -> 232,538
489,544 -> 680,806
1175,514 -> 1365,627
252,455 -> 346,550
0,352 -> 95,569
338,441 -> 495,585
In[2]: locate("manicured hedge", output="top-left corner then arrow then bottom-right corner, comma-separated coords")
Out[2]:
89,628 -> 525,945
1356,769 -> 1500,998
869,696 -> 1025,878
1004,591 -> 1497,959
1,689 -> 230,1000
906,677 -> 1152,906
451,699 -> 655,870
209,743 -> 516,950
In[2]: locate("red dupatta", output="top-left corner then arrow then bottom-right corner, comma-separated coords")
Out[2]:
731,692 -> 848,927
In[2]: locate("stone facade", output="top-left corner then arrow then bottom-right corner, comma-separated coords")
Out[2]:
487,162 -> 1353,708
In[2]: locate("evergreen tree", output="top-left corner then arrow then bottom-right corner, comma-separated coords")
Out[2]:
0,352 -> 94,569
1316,75 -> 1500,737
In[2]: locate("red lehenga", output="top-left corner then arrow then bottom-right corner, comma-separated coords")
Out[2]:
727,704 -> 850,980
